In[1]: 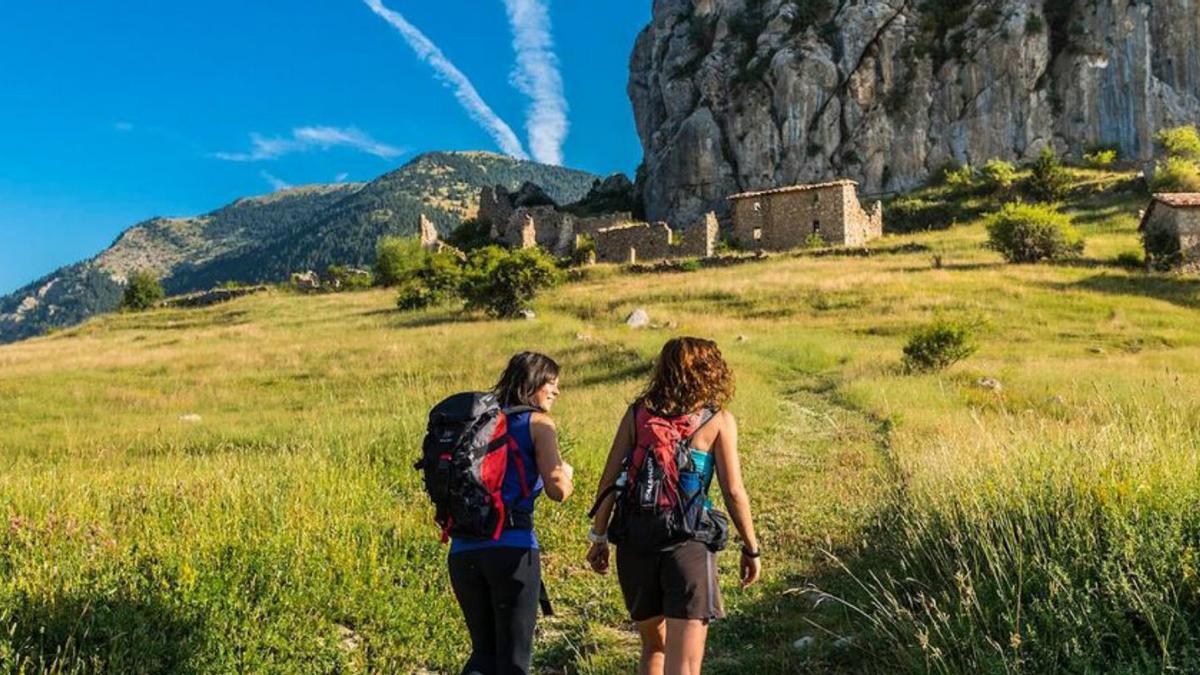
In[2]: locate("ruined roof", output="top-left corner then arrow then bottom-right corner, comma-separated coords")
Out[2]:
1139,193 -> 1200,231
728,179 -> 858,200
1151,193 -> 1200,208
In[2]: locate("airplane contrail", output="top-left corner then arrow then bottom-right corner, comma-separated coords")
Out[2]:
363,0 -> 529,160
503,0 -> 568,166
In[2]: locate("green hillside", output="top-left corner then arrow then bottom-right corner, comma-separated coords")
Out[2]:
0,151 -> 599,345
4,168 -> 1200,672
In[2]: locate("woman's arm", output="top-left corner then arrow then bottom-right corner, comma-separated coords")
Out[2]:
531,413 -> 573,502
585,407 -> 635,574
713,411 -> 761,587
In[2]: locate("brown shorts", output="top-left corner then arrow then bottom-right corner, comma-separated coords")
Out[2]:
616,540 -> 725,622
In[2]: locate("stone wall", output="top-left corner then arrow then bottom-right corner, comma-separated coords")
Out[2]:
575,212 -> 635,238
1144,205 -> 1200,270
594,222 -> 674,264
732,182 -> 882,250
677,211 -> 719,258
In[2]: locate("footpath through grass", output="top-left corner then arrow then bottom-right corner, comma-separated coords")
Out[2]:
4,171 -> 1200,672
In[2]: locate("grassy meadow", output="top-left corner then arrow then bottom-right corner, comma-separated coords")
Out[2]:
3,169 -> 1200,672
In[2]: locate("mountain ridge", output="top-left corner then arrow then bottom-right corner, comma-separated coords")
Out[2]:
0,151 -> 599,344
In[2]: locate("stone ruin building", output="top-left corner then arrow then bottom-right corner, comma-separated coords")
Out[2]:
729,180 -> 883,250
1140,193 -> 1200,270
593,212 -> 719,264
417,213 -> 465,260
477,183 -> 717,263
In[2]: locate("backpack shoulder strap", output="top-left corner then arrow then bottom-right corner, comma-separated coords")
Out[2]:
502,405 -> 540,416
684,407 -> 720,447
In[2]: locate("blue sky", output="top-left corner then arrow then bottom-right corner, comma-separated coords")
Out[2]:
0,1 -> 650,295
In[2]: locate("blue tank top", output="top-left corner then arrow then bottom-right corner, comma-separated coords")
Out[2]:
450,411 -> 542,553
689,448 -> 717,510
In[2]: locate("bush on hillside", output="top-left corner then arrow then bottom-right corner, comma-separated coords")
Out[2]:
986,202 -> 1084,263
885,196 -> 963,233
373,236 -> 425,287
943,164 -> 977,191
395,252 -> 465,310
1150,156 -> 1200,193
461,246 -> 562,318
121,270 -> 165,311
1027,147 -> 1072,202
902,319 -> 977,373
1155,125 -> 1200,161
1083,148 -> 1118,168
444,217 -> 492,253
979,159 -> 1018,192
326,265 -> 374,291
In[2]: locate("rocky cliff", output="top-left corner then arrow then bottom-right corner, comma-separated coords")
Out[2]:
630,0 -> 1200,224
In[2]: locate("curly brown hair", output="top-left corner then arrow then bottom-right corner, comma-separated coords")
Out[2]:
639,337 -> 734,416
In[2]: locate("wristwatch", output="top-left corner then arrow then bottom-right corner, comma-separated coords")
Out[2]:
741,545 -> 761,558
587,530 -> 609,545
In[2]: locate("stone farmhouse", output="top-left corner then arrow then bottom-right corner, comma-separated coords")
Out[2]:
1140,193 -> 1200,270
729,180 -> 883,250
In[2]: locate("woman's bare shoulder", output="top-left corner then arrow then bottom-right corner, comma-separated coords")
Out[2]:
529,411 -> 556,429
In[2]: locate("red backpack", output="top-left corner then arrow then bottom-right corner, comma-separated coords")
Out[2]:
415,392 -> 537,542
590,404 -> 729,552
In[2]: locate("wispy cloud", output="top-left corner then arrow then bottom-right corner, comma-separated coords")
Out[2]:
334,172 -> 350,183
214,125 -> 405,162
363,0 -> 529,160
114,121 -> 135,132
259,170 -> 293,191
503,0 -> 568,166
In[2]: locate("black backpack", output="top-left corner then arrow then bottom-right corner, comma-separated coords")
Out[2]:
415,392 -> 537,542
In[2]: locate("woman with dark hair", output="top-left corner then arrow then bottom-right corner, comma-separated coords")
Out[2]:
449,351 -> 574,675
585,337 -> 760,675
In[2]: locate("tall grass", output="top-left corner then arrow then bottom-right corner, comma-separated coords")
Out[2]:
2,169 -> 1199,672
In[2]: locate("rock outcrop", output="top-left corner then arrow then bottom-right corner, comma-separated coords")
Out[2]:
630,0 -> 1200,224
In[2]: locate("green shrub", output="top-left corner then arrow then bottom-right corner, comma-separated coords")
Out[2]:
1113,251 -> 1144,270
1150,156 -> 1200,192
394,252 -> 464,311
985,202 -> 1084,263
373,236 -> 424,287
326,265 -> 373,291
1083,148 -> 1118,168
571,234 -> 597,266
121,270 -> 165,311
943,164 -> 977,191
885,196 -> 962,233
903,319 -> 977,373
1155,125 -> 1200,161
804,232 -> 827,249
462,246 -> 562,318
444,218 -> 492,253
1027,147 -> 1072,201
979,159 -> 1018,191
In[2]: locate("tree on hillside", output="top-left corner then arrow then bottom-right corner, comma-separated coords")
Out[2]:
461,246 -> 562,318
1155,126 -> 1200,161
121,270 -> 165,311
1028,148 -> 1072,202
373,236 -> 425,287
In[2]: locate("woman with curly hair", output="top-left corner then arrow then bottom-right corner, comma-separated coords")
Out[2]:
585,337 -> 761,675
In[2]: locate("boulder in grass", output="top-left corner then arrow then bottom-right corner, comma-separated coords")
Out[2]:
625,308 -> 650,328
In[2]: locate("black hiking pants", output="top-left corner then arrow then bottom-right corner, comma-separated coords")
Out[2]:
448,547 -> 541,675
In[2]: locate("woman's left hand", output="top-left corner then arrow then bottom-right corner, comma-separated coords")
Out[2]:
740,552 -> 761,588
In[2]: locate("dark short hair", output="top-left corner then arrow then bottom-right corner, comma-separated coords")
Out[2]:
493,351 -> 560,409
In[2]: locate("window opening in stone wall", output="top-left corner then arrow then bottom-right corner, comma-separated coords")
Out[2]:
812,220 -> 820,233
752,228 -> 763,241
813,193 -> 820,205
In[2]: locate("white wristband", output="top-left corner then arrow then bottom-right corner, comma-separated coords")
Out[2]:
587,530 -> 609,545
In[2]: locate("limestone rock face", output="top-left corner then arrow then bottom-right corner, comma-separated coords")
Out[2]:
630,0 -> 1200,225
